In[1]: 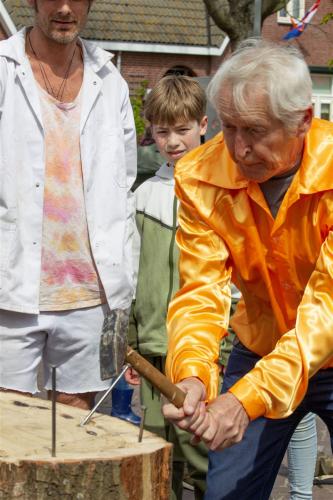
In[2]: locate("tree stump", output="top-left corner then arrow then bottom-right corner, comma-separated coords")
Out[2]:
0,393 -> 172,499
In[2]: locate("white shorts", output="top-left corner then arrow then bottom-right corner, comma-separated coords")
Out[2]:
0,304 -> 112,394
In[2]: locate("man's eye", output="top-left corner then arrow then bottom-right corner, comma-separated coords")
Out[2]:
249,127 -> 266,135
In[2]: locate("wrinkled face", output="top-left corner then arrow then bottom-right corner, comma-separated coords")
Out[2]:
151,117 -> 208,164
218,86 -> 312,183
28,0 -> 91,44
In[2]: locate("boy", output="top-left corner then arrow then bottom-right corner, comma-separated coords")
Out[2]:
127,75 -> 225,499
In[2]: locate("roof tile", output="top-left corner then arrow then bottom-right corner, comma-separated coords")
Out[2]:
2,0 -> 225,47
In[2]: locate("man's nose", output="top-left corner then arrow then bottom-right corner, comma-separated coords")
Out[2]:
234,132 -> 251,160
57,1 -> 72,15
167,133 -> 180,148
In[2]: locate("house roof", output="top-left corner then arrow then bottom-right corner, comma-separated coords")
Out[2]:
2,0 -> 225,49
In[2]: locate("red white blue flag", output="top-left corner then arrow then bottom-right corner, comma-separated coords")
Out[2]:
283,0 -> 321,40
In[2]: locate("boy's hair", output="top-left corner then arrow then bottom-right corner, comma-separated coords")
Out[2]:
144,75 -> 206,125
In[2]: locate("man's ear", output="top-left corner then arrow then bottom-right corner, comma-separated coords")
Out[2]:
200,115 -> 208,136
297,107 -> 313,136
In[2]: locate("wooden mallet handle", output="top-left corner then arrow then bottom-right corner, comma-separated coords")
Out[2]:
125,347 -> 186,408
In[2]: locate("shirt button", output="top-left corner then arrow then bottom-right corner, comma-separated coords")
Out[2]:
36,183 -> 40,188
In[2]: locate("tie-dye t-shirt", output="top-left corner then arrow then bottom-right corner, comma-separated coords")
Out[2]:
39,87 -> 105,310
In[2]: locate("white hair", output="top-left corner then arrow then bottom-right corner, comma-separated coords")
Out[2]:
207,38 -> 312,133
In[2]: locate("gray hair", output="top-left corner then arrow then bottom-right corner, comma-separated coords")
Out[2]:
207,39 -> 312,133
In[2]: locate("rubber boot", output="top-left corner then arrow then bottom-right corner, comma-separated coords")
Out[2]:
111,376 -> 141,426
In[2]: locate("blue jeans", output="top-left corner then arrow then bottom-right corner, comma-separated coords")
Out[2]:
205,342 -> 333,500
288,412 -> 317,500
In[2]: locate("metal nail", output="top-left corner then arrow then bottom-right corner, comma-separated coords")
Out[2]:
138,405 -> 147,443
51,366 -> 56,457
80,364 -> 130,426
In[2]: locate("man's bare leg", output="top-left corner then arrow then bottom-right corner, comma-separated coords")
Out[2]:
48,391 -> 97,410
0,388 -> 32,397
1,388 -> 96,410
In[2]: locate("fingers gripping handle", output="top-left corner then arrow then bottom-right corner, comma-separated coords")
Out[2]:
125,347 -> 186,408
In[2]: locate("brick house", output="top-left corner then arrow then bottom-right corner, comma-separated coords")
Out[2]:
1,0 -> 332,121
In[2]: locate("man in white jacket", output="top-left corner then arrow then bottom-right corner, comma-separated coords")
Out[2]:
0,0 -> 136,409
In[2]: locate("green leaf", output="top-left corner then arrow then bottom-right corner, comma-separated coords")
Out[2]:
130,80 -> 149,143
320,13 -> 333,25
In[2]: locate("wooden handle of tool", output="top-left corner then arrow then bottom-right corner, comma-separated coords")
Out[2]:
125,347 -> 186,408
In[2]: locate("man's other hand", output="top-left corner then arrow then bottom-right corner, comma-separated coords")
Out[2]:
162,377 -> 209,432
202,392 -> 250,450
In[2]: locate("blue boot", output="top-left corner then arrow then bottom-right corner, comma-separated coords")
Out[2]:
111,376 -> 141,426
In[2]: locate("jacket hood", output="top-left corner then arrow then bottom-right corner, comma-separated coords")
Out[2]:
175,118 -> 333,195
155,162 -> 175,184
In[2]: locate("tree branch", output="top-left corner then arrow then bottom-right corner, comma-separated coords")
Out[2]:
262,0 -> 287,19
204,0 -> 290,50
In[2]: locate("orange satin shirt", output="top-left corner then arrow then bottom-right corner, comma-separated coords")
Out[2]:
166,118 -> 333,420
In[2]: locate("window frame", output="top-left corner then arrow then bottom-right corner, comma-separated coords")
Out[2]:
277,0 -> 305,25
311,74 -> 333,122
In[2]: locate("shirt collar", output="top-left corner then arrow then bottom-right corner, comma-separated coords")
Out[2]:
0,27 -> 113,74
176,118 -> 333,195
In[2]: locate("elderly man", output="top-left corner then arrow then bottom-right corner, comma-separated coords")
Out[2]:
0,1 -> 136,409
162,39 -> 333,499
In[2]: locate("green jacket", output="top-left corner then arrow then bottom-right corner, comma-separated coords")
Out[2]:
129,162 -> 239,362
129,163 -> 178,355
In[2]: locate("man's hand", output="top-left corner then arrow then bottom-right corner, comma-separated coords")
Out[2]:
162,377 -> 209,433
162,378 -> 250,451
201,392 -> 250,450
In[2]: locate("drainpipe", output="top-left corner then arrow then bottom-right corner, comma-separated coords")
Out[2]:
253,0 -> 262,36
0,2 -> 17,36
205,5 -> 213,75
117,51 -> 122,73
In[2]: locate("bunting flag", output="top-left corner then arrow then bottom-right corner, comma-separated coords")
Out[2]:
283,0 -> 321,40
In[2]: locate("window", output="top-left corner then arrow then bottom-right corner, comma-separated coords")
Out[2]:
319,102 -> 331,121
277,0 -> 305,24
163,66 -> 196,77
312,75 -> 333,122
312,75 -> 332,95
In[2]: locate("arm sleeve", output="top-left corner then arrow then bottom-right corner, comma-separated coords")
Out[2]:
128,300 -> 138,350
128,196 -> 143,350
165,189 -> 232,401
230,230 -> 333,420
132,193 -> 144,295
0,59 -> 7,119
120,79 -> 137,305
121,79 -> 137,191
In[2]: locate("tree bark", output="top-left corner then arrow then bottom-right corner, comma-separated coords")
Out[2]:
0,393 -> 172,499
204,0 -> 288,50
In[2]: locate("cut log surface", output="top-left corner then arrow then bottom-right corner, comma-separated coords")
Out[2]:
0,393 -> 172,499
